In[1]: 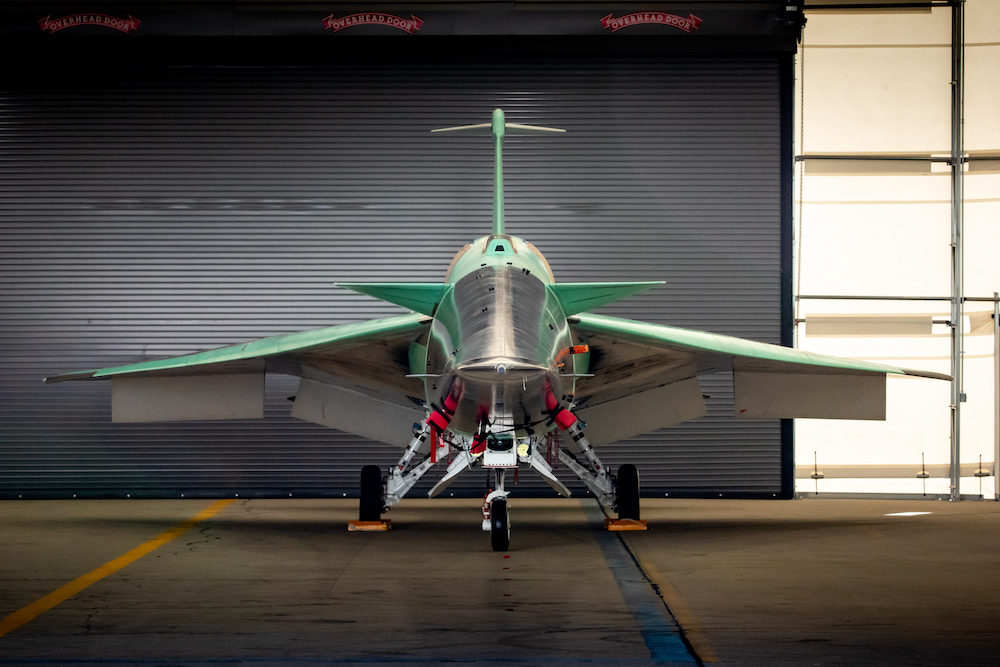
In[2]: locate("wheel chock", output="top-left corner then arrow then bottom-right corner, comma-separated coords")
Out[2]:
604,518 -> 648,531
348,520 -> 392,532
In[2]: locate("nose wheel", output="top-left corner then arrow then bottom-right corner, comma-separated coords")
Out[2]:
490,498 -> 510,551
483,468 -> 511,551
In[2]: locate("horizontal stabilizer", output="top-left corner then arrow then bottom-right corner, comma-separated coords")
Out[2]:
551,282 -> 663,316
336,283 -> 447,317
432,122 -> 566,135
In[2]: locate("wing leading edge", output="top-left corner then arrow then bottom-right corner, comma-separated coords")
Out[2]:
44,313 -> 432,441
569,312 -> 949,445
44,312 -> 430,383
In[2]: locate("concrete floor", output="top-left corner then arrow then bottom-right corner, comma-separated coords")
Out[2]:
1,496 -> 999,666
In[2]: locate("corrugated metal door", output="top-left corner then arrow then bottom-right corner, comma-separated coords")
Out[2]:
0,54 -> 786,499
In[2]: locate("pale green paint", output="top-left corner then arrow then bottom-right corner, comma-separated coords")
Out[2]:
336,283 -> 447,317
446,234 -> 555,286
44,313 -> 429,383
431,109 -> 564,239
408,340 -> 428,376
571,312 -> 949,378
492,108 -> 506,235
486,238 -> 513,256
551,282 -> 664,317
46,109 -> 947,398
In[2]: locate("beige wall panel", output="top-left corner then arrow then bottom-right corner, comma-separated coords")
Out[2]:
797,200 -> 951,295
801,172 -> 951,201
796,0 -> 997,496
795,364 -> 962,493
803,8 -> 949,46
965,0 -> 1000,44
802,46 -> 950,153
964,194 -> 1000,296
965,45 -> 1000,151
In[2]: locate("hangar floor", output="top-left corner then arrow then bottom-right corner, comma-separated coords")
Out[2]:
1,496 -> 999,666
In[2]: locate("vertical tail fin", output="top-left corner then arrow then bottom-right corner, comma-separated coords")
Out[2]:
491,109 -> 506,235
433,109 -> 565,237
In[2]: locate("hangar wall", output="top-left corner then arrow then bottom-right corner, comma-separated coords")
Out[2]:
0,9 -> 798,499
794,1 -> 1000,498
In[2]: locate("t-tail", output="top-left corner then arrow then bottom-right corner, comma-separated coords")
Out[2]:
432,108 -> 565,236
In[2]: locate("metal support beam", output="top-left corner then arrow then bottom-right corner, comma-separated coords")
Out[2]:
795,155 -> 995,162
798,295 -> 999,302
994,292 -> 999,501
803,1 -> 951,9
795,155 -> 951,162
948,0 -> 965,502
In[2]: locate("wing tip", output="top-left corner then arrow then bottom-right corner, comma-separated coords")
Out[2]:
44,370 -> 99,384
899,368 -> 953,381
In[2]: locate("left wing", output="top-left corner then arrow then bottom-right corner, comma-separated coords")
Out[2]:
44,313 -> 432,445
569,312 -> 949,445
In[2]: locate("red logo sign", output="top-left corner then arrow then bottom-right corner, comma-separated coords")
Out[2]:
601,12 -> 702,34
39,14 -> 141,34
322,13 -> 423,34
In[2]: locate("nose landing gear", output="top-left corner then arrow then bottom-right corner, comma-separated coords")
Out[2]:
490,498 -> 510,551
483,469 -> 511,552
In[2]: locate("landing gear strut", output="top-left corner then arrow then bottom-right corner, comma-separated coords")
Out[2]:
358,415 -> 455,522
555,418 -> 616,512
550,408 -> 642,521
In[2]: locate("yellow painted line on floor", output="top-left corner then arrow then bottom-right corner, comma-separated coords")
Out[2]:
0,498 -> 235,639
621,533 -> 720,664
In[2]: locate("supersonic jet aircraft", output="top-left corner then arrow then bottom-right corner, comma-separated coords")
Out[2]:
45,109 -> 948,551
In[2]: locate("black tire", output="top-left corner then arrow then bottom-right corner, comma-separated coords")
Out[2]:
359,465 -> 383,521
490,499 -> 510,552
616,464 -> 641,520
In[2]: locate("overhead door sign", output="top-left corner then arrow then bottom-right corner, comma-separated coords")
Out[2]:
601,12 -> 702,34
322,13 -> 423,34
38,14 -> 141,34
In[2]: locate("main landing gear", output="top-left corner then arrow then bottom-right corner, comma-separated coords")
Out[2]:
356,417 -> 455,522
615,463 -> 641,521
357,410 -> 642,548
359,464 -> 384,522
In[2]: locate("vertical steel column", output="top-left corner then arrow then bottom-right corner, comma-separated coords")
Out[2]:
948,0 -> 965,501
994,292 -> 999,501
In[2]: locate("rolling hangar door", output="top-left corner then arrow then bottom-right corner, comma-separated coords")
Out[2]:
0,4 -> 803,500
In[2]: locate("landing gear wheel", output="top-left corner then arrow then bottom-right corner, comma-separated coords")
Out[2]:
616,464 -> 640,520
359,465 -> 384,521
490,499 -> 510,552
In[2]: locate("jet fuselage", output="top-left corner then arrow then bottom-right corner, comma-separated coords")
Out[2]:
422,233 -> 577,438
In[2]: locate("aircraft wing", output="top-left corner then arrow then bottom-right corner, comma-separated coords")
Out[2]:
569,312 -> 949,446
44,313 -> 433,446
